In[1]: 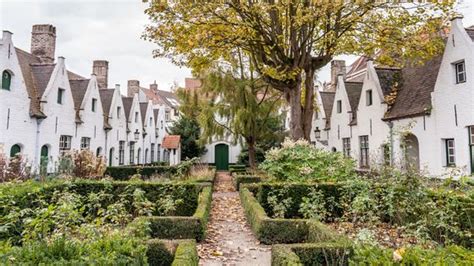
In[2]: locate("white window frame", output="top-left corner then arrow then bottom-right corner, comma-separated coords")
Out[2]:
92,98 -> 97,112
366,90 -> 373,106
445,138 -> 455,167
337,100 -> 342,113
59,135 -> 72,155
80,137 -> 91,150
118,141 -> 125,165
342,138 -> 351,157
359,136 -> 369,168
455,61 -> 466,84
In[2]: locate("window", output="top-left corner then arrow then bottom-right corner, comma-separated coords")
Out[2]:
117,107 -> 121,118
96,147 -> 102,157
59,135 -> 72,155
366,90 -> 373,106
135,112 -> 139,123
2,70 -> 12,90
337,100 -> 342,113
174,109 -> 179,116
342,138 -> 351,157
165,110 -> 171,121
129,141 -> 135,164
92,98 -> 97,112
149,117 -> 153,126
151,143 -> 155,162
359,136 -> 369,168
445,139 -> 455,166
57,88 -> 65,104
118,141 -> 125,165
80,137 -> 91,150
145,149 -> 149,163
455,61 -> 466,84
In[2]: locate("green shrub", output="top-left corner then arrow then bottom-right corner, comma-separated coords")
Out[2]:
105,166 -> 177,180
145,239 -> 175,266
259,139 -> 356,182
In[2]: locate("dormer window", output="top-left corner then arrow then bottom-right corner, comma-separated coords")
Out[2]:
92,98 -> 97,112
2,70 -> 12,90
366,90 -> 373,106
337,100 -> 342,113
57,88 -> 65,104
455,61 -> 466,84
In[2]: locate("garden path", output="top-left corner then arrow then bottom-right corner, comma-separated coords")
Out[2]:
198,172 -> 271,266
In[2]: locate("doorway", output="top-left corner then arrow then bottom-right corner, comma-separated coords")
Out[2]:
215,144 -> 229,171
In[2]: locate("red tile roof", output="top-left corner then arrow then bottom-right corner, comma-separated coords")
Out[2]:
162,135 -> 181,149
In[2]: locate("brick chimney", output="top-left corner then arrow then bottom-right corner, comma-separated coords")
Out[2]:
128,80 -> 140,97
150,81 -> 158,94
31,24 -> 56,64
93,60 -> 109,89
330,60 -> 346,91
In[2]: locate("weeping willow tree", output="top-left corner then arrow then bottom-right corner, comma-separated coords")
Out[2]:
194,50 -> 284,169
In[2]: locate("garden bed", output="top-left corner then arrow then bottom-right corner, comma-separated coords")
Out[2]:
104,165 -> 178,180
0,178 -> 212,264
271,242 -> 474,265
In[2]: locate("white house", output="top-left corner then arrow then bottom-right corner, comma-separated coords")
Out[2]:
140,101 -> 157,164
70,74 -> 107,158
312,16 -> 474,177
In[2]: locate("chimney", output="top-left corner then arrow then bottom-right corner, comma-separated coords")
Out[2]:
93,60 -> 109,89
2,30 -> 13,43
150,81 -> 158,94
330,60 -> 346,91
128,80 -> 140,97
31,24 -> 56,64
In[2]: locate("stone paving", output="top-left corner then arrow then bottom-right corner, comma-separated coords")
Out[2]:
198,172 -> 271,266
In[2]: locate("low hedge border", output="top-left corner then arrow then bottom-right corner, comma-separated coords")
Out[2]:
232,175 -> 263,191
240,187 -> 344,244
136,185 -> 213,241
271,242 -> 352,266
105,166 -> 178,180
146,239 -> 198,266
271,242 -> 474,265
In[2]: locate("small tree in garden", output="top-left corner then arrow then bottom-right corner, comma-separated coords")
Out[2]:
260,138 -> 356,182
169,116 -> 206,160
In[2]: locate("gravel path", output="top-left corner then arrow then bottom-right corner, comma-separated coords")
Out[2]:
198,172 -> 271,266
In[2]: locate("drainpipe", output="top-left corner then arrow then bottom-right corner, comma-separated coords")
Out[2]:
34,119 -> 43,178
388,121 -> 394,166
104,130 -> 108,165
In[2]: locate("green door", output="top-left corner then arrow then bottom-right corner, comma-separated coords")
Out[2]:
215,144 -> 229,171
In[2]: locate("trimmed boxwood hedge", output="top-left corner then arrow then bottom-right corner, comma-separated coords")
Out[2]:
232,175 -> 263,191
136,186 -> 213,241
105,166 -> 178,180
272,242 -> 352,266
240,187 -> 343,244
146,239 -> 198,266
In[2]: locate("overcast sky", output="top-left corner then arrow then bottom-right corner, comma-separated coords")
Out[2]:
1,0 -> 473,95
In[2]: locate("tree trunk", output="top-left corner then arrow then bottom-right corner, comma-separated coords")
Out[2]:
247,138 -> 257,170
302,69 -> 315,140
286,81 -> 305,140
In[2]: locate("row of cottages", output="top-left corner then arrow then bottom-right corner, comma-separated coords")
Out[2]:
0,24 -> 181,172
135,76 -> 243,170
311,16 -> 474,177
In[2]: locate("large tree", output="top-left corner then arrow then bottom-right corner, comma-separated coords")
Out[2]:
144,1 -> 453,140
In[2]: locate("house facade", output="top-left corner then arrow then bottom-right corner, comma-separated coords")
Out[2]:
311,16 -> 474,177
0,24 -> 172,171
